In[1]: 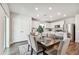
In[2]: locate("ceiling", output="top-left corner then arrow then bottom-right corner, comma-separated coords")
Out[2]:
8,3 -> 79,22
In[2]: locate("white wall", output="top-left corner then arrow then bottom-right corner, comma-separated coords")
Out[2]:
64,17 -> 75,24
32,17 -> 75,29
32,21 -> 40,28
50,20 -> 64,28
32,21 -> 51,28
1,4 -> 10,17
50,17 -> 75,27
11,13 -> 32,43
0,5 -> 5,54
75,14 -> 79,43
0,4 -> 10,54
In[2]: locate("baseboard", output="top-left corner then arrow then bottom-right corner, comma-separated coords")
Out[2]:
10,40 -> 28,47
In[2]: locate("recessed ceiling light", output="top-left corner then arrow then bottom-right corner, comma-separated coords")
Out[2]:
49,15 -> 52,18
35,7 -> 38,11
49,7 -> 52,10
64,14 -> 67,17
57,12 -> 61,15
37,14 -> 39,17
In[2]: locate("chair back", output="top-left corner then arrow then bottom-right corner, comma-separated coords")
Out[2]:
57,33 -> 70,55
29,34 -> 38,52
57,40 -> 64,55
61,38 -> 70,55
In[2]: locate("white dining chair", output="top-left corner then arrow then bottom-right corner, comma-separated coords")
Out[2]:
45,33 -> 70,55
59,33 -> 70,55
45,39 -> 70,55
59,38 -> 70,55
29,34 -> 43,55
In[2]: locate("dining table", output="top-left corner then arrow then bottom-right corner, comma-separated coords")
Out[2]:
36,37 -> 60,54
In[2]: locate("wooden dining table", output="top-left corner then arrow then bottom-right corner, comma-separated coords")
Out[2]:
36,37 -> 60,54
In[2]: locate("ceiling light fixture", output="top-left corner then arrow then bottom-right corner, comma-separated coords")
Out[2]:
64,14 -> 67,17
49,7 -> 52,10
37,14 -> 39,17
49,15 -> 52,18
57,12 -> 61,15
35,7 -> 38,11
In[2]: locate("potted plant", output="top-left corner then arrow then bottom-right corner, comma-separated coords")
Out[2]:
37,25 -> 44,39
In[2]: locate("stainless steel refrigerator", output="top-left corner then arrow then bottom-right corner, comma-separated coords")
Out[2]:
67,24 -> 75,42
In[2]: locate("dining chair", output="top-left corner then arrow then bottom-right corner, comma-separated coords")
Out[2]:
45,38 -> 70,55
59,38 -> 71,55
59,33 -> 70,55
27,35 -> 31,51
29,34 -> 43,55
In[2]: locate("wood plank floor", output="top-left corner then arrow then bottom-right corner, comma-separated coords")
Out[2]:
4,40 -> 28,55
66,41 -> 79,55
45,41 -> 79,55
4,40 -> 79,55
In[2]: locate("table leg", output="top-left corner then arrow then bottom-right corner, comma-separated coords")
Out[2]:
31,47 -> 33,55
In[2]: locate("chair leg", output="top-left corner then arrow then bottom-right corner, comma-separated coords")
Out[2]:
37,52 -> 39,55
31,47 -> 33,55
28,44 -> 30,51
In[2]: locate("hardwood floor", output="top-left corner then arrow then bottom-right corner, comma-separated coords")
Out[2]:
45,41 -> 79,55
3,40 -> 79,55
4,40 -> 28,55
66,41 -> 79,55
